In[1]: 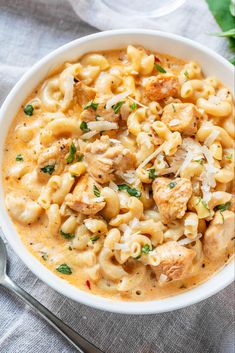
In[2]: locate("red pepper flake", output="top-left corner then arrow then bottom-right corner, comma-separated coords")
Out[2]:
86,280 -> 91,290
155,56 -> 161,63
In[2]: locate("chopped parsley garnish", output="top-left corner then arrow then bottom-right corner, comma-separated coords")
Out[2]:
80,121 -> 90,132
154,63 -> 166,73
201,199 -> 209,210
93,184 -> 101,197
24,104 -> 34,116
40,164 -> 55,175
77,154 -> 84,162
148,168 -> 157,180
225,154 -> 232,160
184,70 -> 190,79
117,184 -> 141,198
60,230 -> 75,239
66,142 -> 76,164
215,202 -> 231,212
142,244 -> 151,254
194,158 -> 204,165
56,263 -> 72,275
197,197 -> 209,210
83,100 -> 98,111
169,181 -> 176,189
41,252 -> 48,261
130,102 -> 137,110
172,104 -> 176,112
90,235 -> 100,243
16,154 -> 23,162
112,101 -> 125,114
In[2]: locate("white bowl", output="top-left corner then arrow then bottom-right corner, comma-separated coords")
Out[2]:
0,29 -> 234,314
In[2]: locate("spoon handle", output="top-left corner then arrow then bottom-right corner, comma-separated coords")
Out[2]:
2,275 -> 104,353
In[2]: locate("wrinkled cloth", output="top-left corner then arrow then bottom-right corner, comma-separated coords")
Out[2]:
0,1 -> 234,353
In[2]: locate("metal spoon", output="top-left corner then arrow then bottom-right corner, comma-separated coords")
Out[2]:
0,236 -> 104,353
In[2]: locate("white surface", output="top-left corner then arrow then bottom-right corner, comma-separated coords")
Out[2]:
0,29 -> 234,315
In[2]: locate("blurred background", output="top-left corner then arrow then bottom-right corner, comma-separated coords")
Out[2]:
0,1 -> 234,353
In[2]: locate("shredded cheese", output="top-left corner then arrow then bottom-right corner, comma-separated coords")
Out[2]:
128,96 -> 149,109
87,121 -> 118,132
169,119 -> 180,126
138,143 -> 165,170
204,130 -> 220,146
105,90 -> 131,110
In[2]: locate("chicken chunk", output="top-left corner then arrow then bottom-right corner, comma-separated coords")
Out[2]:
37,139 -> 71,182
153,241 -> 196,281
144,74 -> 180,101
161,103 -> 201,136
65,174 -> 106,215
152,177 -> 192,224
80,96 -> 119,123
203,210 -> 235,260
75,80 -> 96,107
84,136 -> 136,184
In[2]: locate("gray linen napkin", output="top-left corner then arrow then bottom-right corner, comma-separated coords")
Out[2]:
0,1 -> 234,353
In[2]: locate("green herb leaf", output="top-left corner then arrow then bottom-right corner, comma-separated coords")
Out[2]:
90,235 -> 100,243
230,0 -> 235,16
40,164 -> 55,175
112,101 -> 125,114
142,244 -> 151,254
130,102 -> 137,110
24,104 -> 34,116
194,158 -> 204,165
60,230 -> 75,239
230,57 -> 235,65
83,101 -> 98,111
184,70 -> 190,79
225,153 -> 232,160
56,263 -> 72,275
41,252 -> 48,261
80,121 -> 90,132
172,104 -> 176,112
77,154 -> 84,162
117,184 -> 141,198
211,29 -> 235,38
16,154 -> 23,162
148,168 -> 157,180
206,0 -> 235,49
201,199 -> 209,210
168,181 -> 176,189
154,63 -> 167,73
215,201 -> 231,212
66,142 -> 76,164
93,185 -> 101,197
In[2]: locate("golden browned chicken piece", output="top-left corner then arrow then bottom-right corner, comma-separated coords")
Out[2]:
75,80 -> 96,107
153,241 -> 196,281
203,210 -> 234,260
84,136 -> 136,184
37,138 -> 71,182
65,174 -> 105,215
161,103 -> 201,136
152,177 -> 192,224
143,74 -> 180,101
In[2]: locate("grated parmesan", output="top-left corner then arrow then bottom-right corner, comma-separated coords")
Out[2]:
128,96 -> 149,109
204,130 -> 220,146
105,90 -> 131,110
159,274 -> 168,283
169,119 -> 180,126
80,130 -> 99,140
87,121 -> 118,132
